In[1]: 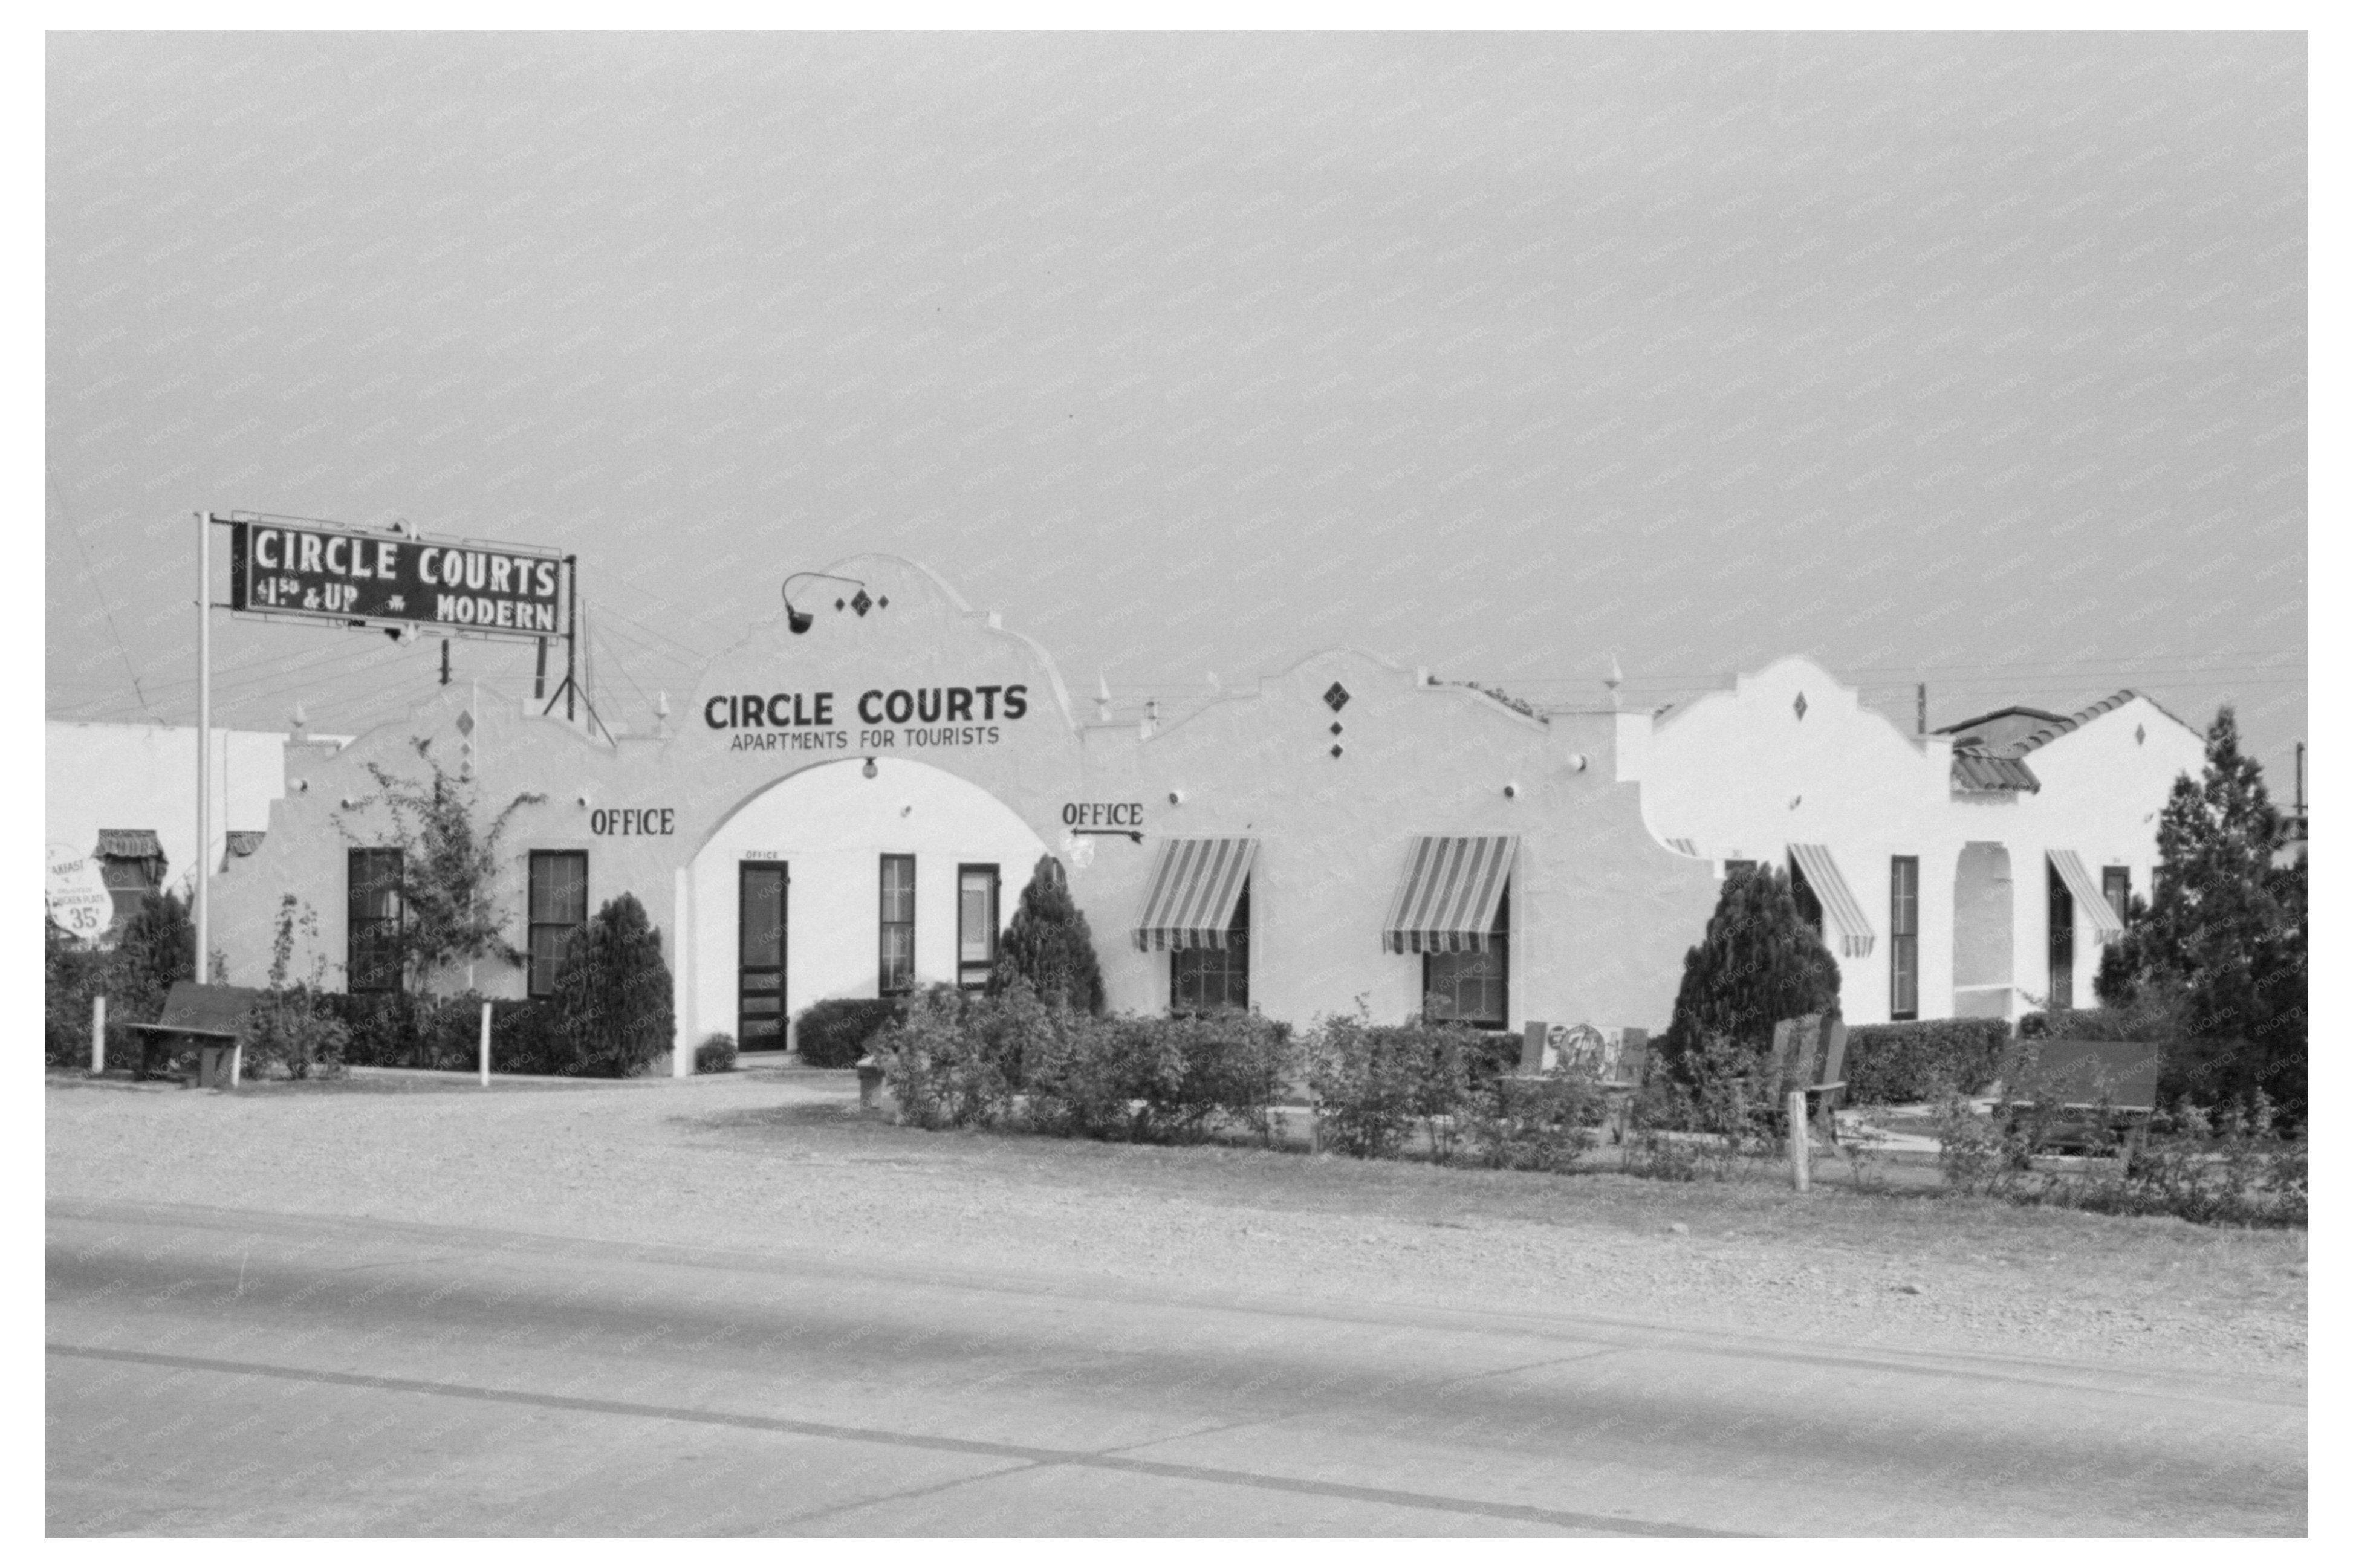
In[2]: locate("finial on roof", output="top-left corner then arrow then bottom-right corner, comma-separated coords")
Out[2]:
1604,654 -> 1624,710
1096,672 -> 1113,724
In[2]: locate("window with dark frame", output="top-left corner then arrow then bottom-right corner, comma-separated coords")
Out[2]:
2047,860 -> 2076,1011
1889,855 -> 1920,1021
958,864 -> 1000,991
1170,882 -> 1250,1014
879,854 -> 916,996
527,850 -> 589,999
346,847 -> 404,994
2102,865 -> 2131,926
1423,880 -> 1508,1029
1787,855 -> 1824,935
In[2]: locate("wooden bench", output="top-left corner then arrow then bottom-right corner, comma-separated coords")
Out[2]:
1770,1013 -> 1848,1142
124,982 -> 266,1088
1998,1038 -> 2163,1152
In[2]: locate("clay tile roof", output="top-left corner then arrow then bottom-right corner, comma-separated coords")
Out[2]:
2008,690 -> 2142,756
1950,750 -> 2041,793
224,831 -> 266,857
94,829 -> 165,860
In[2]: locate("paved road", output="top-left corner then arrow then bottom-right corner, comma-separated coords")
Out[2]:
47,1197 -> 2305,1536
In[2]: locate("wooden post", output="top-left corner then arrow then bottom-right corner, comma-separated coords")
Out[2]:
91,995 -> 106,1075
478,1001 -> 492,1087
1788,1090 -> 1811,1193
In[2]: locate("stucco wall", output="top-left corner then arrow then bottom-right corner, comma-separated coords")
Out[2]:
1620,659 -> 2205,1023
211,554 -> 1724,1066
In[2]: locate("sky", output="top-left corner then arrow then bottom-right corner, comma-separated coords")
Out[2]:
45,31 -> 2308,794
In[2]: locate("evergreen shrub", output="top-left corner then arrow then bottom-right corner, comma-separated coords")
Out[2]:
795,997 -> 905,1067
540,893 -> 675,1077
694,1033 -> 738,1074
988,855 -> 1105,1014
1658,866 -> 1840,1096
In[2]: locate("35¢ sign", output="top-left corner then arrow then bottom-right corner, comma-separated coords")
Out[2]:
46,843 -> 112,945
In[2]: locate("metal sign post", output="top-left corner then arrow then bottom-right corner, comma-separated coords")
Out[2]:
195,510 -> 212,977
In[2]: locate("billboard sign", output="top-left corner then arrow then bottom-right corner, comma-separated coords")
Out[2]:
227,517 -> 566,641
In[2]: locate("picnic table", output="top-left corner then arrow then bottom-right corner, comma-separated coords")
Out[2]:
124,982 -> 266,1088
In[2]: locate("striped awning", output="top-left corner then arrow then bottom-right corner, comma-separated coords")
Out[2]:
1382,835 -> 1519,955
2049,850 -> 2126,942
1132,837 -> 1257,951
1788,842 -> 1875,958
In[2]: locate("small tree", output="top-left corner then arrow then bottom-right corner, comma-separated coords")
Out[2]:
2098,707 -> 2306,1118
340,737 -> 544,995
988,854 -> 1105,1014
542,892 -> 675,1077
1658,865 -> 1842,1091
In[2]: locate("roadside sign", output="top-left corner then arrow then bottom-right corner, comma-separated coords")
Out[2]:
226,516 -> 566,644
46,843 -> 113,945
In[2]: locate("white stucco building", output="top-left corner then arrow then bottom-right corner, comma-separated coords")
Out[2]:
1617,657 -> 2205,1025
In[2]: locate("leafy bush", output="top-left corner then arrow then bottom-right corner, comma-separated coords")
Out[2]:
244,991 -> 350,1080
1461,1068 -> 1609,1172
1931,1087 -> 2304,1226
874,985 -> 1018,1130
1843,1018 -> 2012,1103
44,918 -> 110,1069
795,997 -> 904,1067
1303,1012 -> 1478,1159
694,1033 -> 738,1074
989,854 -> 1105,1014
540,893 -> 674,1077
1659,866 -> 1840,1095
1021,1008 -> 1173,1140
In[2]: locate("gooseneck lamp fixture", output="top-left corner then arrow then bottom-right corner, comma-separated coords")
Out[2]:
782,572 -> 870,635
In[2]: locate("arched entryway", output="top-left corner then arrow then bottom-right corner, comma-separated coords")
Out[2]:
678,756 -> 1048,1053
1951,841 -> 2014,1019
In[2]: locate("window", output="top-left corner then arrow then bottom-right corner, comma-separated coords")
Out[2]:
958,864 -> 1000,991
1722,858 -> 1757,883
1424,881 -> 1508,1029
347,848 -> 404,993
879,854 -> 916,996
1171,883 -> 1250,1013
528,850 -> 589,998
2102,866 -> 2131,926
1787,856 -> 1824,935
2047,860 -> 2075,1011
1889,856 -> 1920,1021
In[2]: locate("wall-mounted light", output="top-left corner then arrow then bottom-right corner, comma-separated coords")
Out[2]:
576,792 -> 592,809
783,572 -> 870,634
1167,789 -> 1184,806
1503,782 -> 1519,799
862,757 -> 878,779
1564,754 -> 1588,774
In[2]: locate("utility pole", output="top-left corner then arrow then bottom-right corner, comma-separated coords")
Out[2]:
194,510 -> 212,977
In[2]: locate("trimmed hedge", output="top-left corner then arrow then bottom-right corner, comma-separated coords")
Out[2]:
328,991 -> 562,1073
694,1032 -> 738,1074
796,997 -> 904,1067
1842,1017 -> 2012,1104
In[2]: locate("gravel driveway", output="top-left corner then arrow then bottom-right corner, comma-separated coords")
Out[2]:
45,1064 -> 2306,1379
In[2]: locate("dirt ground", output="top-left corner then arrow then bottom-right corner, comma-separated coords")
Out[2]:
45,1063 -> 2307,1379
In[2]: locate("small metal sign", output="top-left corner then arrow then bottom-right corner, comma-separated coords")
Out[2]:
46,843 -> 112,945
227,516 -> 566,643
